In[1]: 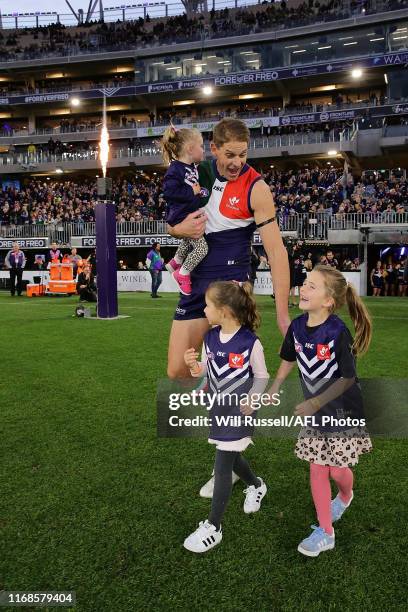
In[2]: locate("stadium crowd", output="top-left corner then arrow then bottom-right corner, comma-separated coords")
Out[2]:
266,167 -> 408,218
0,177 -> 165,226
0,168 -> 406,228
0,0 -> 402,62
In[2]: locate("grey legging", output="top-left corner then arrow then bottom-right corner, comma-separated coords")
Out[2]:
209,449 -> 260,530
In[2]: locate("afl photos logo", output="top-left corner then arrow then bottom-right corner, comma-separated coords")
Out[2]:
317,344 -> 331,360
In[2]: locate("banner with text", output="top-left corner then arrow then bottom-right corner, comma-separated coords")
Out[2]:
1,51 -> 407,108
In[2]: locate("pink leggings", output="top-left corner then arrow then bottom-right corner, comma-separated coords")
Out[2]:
310,463 -> 353,535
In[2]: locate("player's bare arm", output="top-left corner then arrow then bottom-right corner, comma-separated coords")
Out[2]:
167,210 -> 206,240
250,179 -> 290,337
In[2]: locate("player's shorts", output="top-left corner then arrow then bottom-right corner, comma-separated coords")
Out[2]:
174,267 -> 250,321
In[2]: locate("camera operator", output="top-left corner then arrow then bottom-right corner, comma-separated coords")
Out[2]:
76,262 -> 97,302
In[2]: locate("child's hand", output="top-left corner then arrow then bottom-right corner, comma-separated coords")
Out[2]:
294,400 -> 317,417
184,347 -> 200,371
265,386 -> 280,406
192,182 -> 201,196
240,402 -> 254,416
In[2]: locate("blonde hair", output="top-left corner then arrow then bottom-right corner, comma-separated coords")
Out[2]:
314,264 -> 372,356
212,118 -> 250,148
206,280 -> 260,332
160,125 -> 201,165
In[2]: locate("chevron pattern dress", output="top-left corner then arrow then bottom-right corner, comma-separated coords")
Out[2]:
288,314 -> 372,467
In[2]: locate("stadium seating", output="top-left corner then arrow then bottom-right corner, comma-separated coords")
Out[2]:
0,1 -> 399,62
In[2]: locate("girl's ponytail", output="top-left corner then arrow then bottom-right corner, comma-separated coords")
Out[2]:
345,282 -> 372,356
206,280 -> 261,332
160,125 -> 179,165
160,125 -> 202,165
240,281 -> 261,332
314,264 -> 372,356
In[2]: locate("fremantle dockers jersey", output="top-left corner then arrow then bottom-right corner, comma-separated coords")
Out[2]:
281,314 -> 364,430
196,160 -> 261,278
204,326 -> 258,441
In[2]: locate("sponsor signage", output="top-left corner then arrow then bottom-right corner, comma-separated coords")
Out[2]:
72,232 -> 298,248
73,235 -> 183,248
137,116 -> 279,137
1,52 -> 407,108
0,238 -> 48,249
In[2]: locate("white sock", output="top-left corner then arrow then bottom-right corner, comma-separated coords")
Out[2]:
174,254 -> 183,264
179,265 -> 190,276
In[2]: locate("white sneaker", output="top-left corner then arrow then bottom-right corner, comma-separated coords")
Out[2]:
199,471 -> 240,498
243,478 -> 267,514
183,520 -> 222,553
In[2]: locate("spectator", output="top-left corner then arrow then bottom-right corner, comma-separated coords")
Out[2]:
146,242 -> 164,298
326,250 -> 339,269
396,261 -> 407,297
385,262 -> 397,296
0,169 -> 405,229
27,142 -> 36,159
68,247 -> 82,278
370,260 -> 385,296
33,255 -> 46,271
5,242 -> 26,296
342,256 -> 353,271
47,242 -> 61,263
290,254 -> 307,307
0,1 -> 383,64
258,255 -> 269,270
87,249 -> 97,274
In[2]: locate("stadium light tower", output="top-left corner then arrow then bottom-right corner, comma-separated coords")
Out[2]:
65,0 -> 104,25
181,0 -> 208,18
86,0 -> 104,23
95,96 -> 118,319
65,1 -> 80,24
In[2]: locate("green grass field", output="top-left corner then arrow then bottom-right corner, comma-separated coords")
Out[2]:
0,292 -> 407,612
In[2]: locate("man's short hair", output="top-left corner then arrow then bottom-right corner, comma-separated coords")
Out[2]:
212,118 -> 250,148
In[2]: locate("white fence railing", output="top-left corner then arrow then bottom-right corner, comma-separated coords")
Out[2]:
1,213 -> 407,244
0,132 -> 347,168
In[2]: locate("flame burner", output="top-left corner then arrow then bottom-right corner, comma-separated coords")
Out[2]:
97,177 -> 112,199
99,96 -> 110,178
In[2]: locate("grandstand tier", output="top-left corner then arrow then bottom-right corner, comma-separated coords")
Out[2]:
0,0 -> 406,297
0,1 -> 406,173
